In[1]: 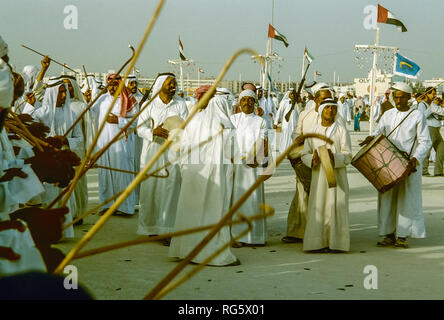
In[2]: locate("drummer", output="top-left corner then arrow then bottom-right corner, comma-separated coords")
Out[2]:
359,82 -> 432,248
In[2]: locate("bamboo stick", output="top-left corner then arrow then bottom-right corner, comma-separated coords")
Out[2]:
63,129 -> 221,228
153,223 -> 252,300
58,0 -> 165,210
53,46 -> 264,275
143,133 -> 332,300
152,205 -> 275,300
73,208 -> 273,260
63,191 -> 123,230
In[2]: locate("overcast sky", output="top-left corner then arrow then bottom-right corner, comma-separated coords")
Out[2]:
2,0 -> 444,83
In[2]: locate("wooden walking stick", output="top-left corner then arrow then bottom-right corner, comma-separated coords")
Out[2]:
21,45 -> 80,74
73,208 -> 274,260
57,0 -> 164,210
53,46 -> 265,275
143,133 -> 332,300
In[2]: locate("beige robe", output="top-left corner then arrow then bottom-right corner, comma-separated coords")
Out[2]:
286,108 -> 346,239
301,122 -> 352,251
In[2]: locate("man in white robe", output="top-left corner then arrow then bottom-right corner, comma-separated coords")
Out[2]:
230,90 -> 268,246
90,74 -> 139,216
360,82 -> 432,248
283,84 -> 345,243
126,75 -> 144,205
301,99 -> 352,252
169,93 -> 239,266
417,87 -> 444,177
274,90 -> 299,154
137,73 -> 188,240
32,80 -> 84,238
59,75 -> 90,223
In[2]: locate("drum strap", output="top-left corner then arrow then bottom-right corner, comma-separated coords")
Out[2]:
386,109 -> 417,159
386,109 -> 415,139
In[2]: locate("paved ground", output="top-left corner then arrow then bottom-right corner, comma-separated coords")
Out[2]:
55,122 -> 444,300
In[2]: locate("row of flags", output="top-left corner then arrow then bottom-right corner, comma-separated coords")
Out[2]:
177,4 -> 419,83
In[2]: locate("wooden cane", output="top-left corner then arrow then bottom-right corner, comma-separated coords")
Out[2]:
152,205 -> 275,300
143,133 -> 332,300
53,46 -> 265,275
21,45 -> 79,74
58,0 -> 164,210
73,209 -> 272,260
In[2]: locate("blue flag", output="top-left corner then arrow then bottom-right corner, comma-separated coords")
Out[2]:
394,53 -> 420,79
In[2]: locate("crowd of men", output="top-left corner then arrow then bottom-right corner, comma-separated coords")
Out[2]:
1,33 -> 444,295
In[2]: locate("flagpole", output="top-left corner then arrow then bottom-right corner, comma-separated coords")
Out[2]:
333,71 -> 336,86
369,27 -> 379,134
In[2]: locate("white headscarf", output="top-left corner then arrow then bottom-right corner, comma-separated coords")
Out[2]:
21,65 -> 40,92
318,99 -> 338,138
0,35 -> 8,58
216,87 -> 236,108
205,95 -> 234,129
125,74 -> 139,86
63,76 -> 86,103
39,80 -> 73,136
81,75 -> 101,99
238,89 -> 257,101
279,90 -> 292,109
151,75 -> 171,98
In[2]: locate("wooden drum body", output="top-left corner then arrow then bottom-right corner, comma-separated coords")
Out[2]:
352,134 -> 411,193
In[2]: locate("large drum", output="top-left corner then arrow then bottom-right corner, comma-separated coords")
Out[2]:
352,134 -> 412,193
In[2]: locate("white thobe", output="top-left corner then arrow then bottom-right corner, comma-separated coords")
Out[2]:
90,93 -> 138,215
372,108 -> 432,238
69,99 -> 90,219
274,100 -> 299,154
33,105 -> 84,238
230,112 -> 267,244
0,130 -> 47,276
169,110 -> 237,266
136,96 -> 188,235
301,123 -> 352,251
337,101 -> 348,123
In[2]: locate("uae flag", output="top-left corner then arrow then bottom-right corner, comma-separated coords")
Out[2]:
268,24 -> 289,47
179,36 -> 187,61
304,47 -> 314,63
377,4 -> 407,32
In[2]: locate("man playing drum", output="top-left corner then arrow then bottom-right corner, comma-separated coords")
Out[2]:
360,82 -> 432,248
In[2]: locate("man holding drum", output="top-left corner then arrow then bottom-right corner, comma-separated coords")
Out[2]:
360,82 -> 432,248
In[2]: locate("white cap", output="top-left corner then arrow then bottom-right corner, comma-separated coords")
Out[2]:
311,82 -> 330,95
239,89 -> 257,101
391,82 -> 413,94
